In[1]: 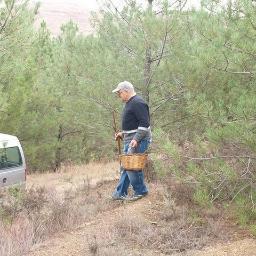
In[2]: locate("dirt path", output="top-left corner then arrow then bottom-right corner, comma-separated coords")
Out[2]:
29,188 -> 166,256
184,239 -> 256,256
26,163 -> 256,256
27,191 -> 256,256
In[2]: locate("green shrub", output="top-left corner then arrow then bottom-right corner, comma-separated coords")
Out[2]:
193,187 -> 212,208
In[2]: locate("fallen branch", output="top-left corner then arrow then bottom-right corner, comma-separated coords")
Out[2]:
184,155 -> 256,161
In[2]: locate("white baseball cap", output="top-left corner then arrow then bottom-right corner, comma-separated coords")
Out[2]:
112,81 -> 134,93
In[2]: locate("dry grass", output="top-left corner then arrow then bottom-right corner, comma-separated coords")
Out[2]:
0,216 -> 33,256
112,212 -> 213,254
27,161 -> 119,195
73,180 -> 237,256
108,181 -> 236,255
0,162 -> 245,256
27,160 -> 157,195
0,182 -> 115,256
0,162 -> 119,256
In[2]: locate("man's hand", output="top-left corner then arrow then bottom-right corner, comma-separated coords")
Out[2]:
114,132 -> 123,141
129,139 -> 138,148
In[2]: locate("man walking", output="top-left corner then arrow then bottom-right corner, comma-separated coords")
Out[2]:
112,81 -> 152,201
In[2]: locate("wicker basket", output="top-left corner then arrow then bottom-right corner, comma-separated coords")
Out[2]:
119,153 -> 148,171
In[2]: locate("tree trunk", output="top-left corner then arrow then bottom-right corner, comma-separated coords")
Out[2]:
54,124 -> 63,172
143,0 -> 154,104
144,47 -> 151,103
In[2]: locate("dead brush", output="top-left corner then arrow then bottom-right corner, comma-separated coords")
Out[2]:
80,175 -> 91,195
99,248 -> 129,256
0,188 -> 24,224
84,226 -> 119,256
0,197 -> 21,224
0,183 -> 107,255
112,181 -> 232,254
47,200 -> 78,231
144,156 -> 157,182
113,215 -> 156,247
114,213 -> 214,254
88,235 -> 99,255
158,219 -> 212,254
162,183 -> 177,218
22,186 -> 48,214
0,215 -> 34,256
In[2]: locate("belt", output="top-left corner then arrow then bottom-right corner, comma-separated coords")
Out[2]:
122,126 -> 150,134
122,129 -> 137,134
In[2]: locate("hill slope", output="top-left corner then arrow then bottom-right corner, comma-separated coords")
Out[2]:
26,162 -> 256,256
33,0 -> 95,35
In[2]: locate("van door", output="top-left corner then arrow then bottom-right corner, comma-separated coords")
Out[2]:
0,145 -> 25,187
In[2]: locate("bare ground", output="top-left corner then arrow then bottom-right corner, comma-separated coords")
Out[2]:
26,162 -> 256,256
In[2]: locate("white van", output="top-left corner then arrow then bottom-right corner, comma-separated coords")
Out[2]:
0,133 -> 26,187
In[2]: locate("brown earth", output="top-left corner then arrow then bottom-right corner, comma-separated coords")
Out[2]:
26,162 -> 256,256
32,0 -> 95,35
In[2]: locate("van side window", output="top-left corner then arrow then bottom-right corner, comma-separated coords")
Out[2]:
0,147 -> 23,170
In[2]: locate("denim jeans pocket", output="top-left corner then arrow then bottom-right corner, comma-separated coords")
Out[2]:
137,139 -> 150,153
124,139 -> 150,154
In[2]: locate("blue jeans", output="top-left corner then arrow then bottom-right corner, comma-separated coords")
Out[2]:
112,139 -> 149,197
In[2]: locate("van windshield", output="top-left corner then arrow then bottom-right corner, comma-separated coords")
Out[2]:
0,146 -> 23,170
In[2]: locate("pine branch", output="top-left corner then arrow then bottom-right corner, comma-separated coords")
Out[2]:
0,0 -> 15,35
